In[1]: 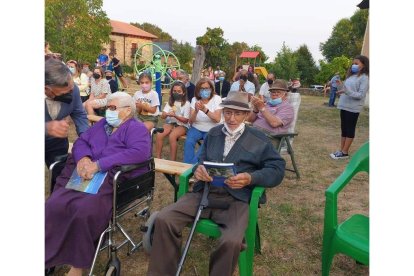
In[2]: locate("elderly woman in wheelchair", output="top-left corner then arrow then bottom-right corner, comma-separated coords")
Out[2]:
45,92 -> 151,276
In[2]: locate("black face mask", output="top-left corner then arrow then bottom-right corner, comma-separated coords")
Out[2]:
267,79 -> 274,85
172,92 -> 183,101
240,75 -> 248,82
93,73 -> 101,79
105,76 -> 112,80
54,92 -> 73,104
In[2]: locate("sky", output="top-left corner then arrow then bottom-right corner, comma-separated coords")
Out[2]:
103,0 -> 362,64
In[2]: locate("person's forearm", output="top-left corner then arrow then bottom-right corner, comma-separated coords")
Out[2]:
261,109 -> 283,128
189,109 -> 198,124
246,111 -> 257,122
175,115 -> 189,124
203,108 -> 221,123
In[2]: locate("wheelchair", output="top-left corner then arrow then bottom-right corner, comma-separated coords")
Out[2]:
47,127 -> 164,276
89,127 -> 164,276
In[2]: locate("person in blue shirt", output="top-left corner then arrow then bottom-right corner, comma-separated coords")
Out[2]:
45,58 -> 89,191
328,72 -> 341,107
96,48 -> 109,72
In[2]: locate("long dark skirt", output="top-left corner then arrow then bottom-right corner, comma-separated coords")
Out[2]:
45,155 -> 113,269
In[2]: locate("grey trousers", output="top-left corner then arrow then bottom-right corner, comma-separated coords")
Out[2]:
147,186 -> 249,276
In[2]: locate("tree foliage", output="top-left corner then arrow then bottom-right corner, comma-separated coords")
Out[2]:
173,41 -> 194,72
315,56 -> 351,84
130,22 -> 173,41
45,0 -> 111,64
196,27 -> 230,70
270,42 -> 299,81
294,44 -> 318,86
320,9 -> 368,62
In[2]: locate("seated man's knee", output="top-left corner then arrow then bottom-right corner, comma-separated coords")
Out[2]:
219,234 -> 244,251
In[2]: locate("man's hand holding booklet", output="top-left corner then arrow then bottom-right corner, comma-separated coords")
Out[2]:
203,161 -> 236,187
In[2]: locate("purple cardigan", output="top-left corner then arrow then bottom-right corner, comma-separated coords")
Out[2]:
72,117 -> 151,171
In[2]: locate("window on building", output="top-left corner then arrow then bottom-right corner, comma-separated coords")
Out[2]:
131,43 -> 138,57
110,40 -> 116,55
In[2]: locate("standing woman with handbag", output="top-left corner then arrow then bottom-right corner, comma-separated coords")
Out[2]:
330,55 -> 369,160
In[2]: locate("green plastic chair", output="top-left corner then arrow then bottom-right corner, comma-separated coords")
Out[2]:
177,168 -> 264,276
321,141 -> 369,276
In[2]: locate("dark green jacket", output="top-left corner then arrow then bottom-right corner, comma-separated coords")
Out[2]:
193,124 -> 285,203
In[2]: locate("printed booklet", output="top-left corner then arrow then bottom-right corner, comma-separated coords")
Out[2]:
65,169 -> 108,194
203,161 -> 236,187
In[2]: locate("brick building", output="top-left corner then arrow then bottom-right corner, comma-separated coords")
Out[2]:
103,20 -> 158,66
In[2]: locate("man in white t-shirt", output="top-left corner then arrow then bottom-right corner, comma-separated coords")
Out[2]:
259,72 -> 276,102
230,69 -> 255,95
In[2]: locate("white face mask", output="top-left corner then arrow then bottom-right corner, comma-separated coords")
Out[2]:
224,122 -> 245,135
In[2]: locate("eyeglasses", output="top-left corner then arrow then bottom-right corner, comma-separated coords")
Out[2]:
223,110 -> 246,118
106,105 -> 129,111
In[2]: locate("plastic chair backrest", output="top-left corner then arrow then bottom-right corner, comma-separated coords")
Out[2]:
279,92 -> 301,152
286,92 -> 301,134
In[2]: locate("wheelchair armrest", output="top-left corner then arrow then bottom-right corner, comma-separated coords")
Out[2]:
151,127 -> 164,136
119,158 -> 154,173
54,154 -> 68,163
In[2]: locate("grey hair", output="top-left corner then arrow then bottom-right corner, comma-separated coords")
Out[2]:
107,92 -> 136,118
45,58 -> 72,87
177,69 -> 189,79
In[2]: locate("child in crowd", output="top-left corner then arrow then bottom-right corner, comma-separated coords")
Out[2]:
109,52 -> 129,89
155,81 -> 191,161
133,73 -> 160,131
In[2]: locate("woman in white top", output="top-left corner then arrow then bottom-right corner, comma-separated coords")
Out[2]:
183,77 -> 223,164
67,60 -> 89,102
155,81 -> 191,161
84,66 -> 111,115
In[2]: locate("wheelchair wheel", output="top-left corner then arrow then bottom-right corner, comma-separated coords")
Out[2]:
143,211 -> 159,254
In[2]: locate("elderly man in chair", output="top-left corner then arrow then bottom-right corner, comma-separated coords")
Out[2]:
147,91 -> 286,276
248,79 -> 294,136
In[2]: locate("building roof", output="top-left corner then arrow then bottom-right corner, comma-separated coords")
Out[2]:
239,51 -> 260,58
110,20 -> 158,39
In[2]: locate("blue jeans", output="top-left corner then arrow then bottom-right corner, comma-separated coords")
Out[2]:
329,87 -> 338,106
183,127 -> 208,164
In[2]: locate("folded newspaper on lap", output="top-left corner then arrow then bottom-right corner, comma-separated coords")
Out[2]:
65,169 -> 108,194
203,161 -> 236,187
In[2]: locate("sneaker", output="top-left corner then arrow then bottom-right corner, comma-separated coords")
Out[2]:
330,151 -> 349,160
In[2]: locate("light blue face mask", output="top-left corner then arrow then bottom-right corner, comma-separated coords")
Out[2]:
105,110 -> 122,127
200,89 -> 211,99
69,67 -> 76,75
268,97 -> 283,106
351,64 -> 360,74
218,76 -> 225,81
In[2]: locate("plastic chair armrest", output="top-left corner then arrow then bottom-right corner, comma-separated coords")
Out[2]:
177,166 -> 195,199
269,132 -> 298,139
324,167 -> 356,228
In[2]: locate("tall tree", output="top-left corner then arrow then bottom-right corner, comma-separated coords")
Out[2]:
320,9 -> 368,62
294,44 -> 319,86
45,0 -> 111,64
130,22 -> 173,41
196,27 -> 230,69
271,42 -> 299,81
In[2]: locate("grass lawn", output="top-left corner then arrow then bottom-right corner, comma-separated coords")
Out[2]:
46,82 -> 369,275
